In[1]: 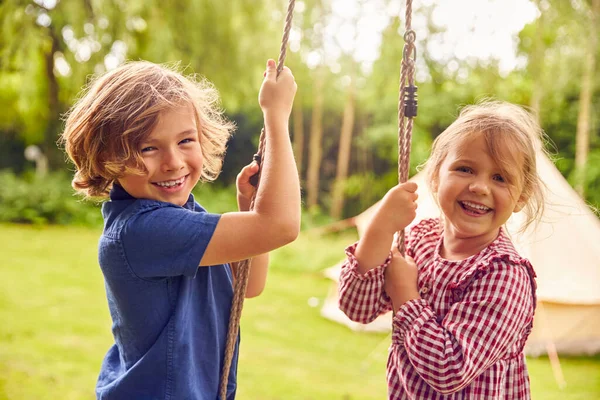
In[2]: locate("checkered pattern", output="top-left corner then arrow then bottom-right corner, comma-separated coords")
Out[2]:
339,218 -> 537,399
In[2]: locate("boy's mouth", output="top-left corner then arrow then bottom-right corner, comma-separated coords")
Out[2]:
152,175 -> 188,188
459,200 -> 492,215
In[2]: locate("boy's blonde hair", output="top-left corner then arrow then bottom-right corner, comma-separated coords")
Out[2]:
60,61 -> 234,198
423,100 -> 546,233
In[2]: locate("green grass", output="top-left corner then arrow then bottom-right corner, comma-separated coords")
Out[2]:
1,223 -> 599,399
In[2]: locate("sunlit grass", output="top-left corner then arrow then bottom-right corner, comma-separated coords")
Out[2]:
1,223 -> 598,399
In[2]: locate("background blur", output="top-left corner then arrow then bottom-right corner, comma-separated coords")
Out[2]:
1,0 -> 599,399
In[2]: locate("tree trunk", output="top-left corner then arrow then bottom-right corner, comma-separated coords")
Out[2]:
306,67 -> 324,209
42,26 -> 63,170
330,76 -> 355,219
292,94 -> 304,178
574,0 -> 599,196
529,0 -> 545,123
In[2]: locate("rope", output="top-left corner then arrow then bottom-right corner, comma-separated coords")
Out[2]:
218,1 -> 295,398
396,0 -> 418,254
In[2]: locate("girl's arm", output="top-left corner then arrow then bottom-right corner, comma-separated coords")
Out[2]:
200,60 -> 300,267
338,242 -> 393,323
354,182 -> 417,274
389,260 -> 535,395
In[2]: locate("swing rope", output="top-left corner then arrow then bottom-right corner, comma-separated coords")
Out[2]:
219,1 -> 295,398
397,0 -> 418,254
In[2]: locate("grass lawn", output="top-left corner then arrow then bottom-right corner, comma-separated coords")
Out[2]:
1,223 -> 599,399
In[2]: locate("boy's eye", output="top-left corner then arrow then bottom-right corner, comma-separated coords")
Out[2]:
179,138 -> 194,145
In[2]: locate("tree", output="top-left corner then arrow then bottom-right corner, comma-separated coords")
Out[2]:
575,0 -> 599,195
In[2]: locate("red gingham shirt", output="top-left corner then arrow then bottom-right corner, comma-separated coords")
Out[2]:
339,218 -> 537,399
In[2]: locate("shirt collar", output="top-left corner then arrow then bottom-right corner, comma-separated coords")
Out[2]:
109,183 -> 134,201
109,183 -> 196,210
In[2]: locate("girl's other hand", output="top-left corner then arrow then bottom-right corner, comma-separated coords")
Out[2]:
236,161 -> 260,212
258,59 -> 297,119
384,244 -> 420,313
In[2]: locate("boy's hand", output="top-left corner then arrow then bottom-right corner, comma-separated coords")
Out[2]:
373,181 -> 418,235
384,244 -> 420,313
236,161 -> 260,212
259,59 -> 297,119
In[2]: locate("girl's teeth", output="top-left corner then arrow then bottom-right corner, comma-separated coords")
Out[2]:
462,201 -> 490,211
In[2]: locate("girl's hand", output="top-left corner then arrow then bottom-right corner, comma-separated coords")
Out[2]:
258,59 -> 297,119
373,181 -> 418,235
236,161 -> 260,212
384,243 -> 420,313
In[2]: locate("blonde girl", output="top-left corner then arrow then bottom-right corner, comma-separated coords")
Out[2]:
339,101 -> 544,399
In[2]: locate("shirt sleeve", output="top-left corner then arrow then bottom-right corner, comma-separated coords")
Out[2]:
122,205 -> 221,278
338,242 -> 393,323
389,260 -> 535,395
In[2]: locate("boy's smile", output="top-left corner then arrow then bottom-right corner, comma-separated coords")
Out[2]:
118,104 -> 203,206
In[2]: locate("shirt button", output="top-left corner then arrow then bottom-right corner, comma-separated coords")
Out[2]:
420,285 -> 429,295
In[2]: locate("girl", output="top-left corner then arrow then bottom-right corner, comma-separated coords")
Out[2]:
61,59 -> 299,399
339,101 -> 544,399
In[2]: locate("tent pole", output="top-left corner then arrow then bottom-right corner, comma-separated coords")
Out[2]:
538,302 -> 566,389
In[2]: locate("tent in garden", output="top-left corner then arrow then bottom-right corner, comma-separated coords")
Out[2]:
321,151 -> 600,357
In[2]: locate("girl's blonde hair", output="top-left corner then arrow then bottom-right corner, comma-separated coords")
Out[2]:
423,100 -> 546,233
60,61 -> 234,198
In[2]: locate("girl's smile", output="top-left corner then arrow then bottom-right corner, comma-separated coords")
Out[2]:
459,200 -> 492,216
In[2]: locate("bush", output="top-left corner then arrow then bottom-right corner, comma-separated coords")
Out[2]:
0,170 -> 103,226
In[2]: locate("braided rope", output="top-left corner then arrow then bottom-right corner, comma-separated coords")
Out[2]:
218,1 -> 295,398
397,0 -> 417,254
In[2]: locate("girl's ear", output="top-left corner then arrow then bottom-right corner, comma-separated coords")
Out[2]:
513,194 -> 527,213
431,176 -> 439,193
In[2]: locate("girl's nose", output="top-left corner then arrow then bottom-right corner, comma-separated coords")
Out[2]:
469,180 -> 490,195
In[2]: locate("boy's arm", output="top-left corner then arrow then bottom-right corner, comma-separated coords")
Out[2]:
200,60 -> 300,267
230,162 -> 270,298
231,254 -> 269,298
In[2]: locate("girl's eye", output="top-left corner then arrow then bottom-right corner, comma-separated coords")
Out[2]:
493,174 -> 506,183
141,146 -> 156,153
179,138 -> 195,145
456,166 -> 472,173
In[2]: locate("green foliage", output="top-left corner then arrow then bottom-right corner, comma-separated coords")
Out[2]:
0,170 -> 103,226
1,0 -> 599,220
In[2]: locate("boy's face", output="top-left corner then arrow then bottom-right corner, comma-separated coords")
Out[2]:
118,104 -> 203,206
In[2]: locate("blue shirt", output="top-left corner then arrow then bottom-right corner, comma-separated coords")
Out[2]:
96,184 -> 238,400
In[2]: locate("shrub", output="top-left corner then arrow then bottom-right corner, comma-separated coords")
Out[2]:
0,170 -> 103,226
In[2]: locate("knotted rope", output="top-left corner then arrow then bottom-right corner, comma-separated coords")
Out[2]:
397,0 -> 418,254
219,1 -> 295,398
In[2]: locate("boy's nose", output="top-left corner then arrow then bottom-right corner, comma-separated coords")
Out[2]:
162,150 -> 185,172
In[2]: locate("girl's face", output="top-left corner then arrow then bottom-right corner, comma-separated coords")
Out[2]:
118,104 -> 203,206
434,133 -> 525,244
